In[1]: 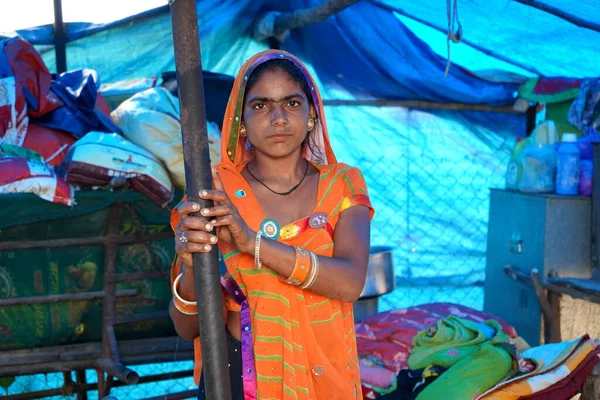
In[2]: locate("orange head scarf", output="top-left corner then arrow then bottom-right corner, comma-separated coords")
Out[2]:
217,50 -> 337,170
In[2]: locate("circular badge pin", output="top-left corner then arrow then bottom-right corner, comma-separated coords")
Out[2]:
260,219 -> 280,240
308,212 -> 328,229
235,189 -> 246,198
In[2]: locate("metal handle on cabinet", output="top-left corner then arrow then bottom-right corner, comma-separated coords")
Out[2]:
510,232 -> 522,254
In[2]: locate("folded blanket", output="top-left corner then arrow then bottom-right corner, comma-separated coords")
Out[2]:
408,316 -> 514,400
356,303 -> 517,373
476,335 -> 597,399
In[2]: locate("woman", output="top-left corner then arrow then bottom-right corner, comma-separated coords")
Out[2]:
169,50 -> 374,400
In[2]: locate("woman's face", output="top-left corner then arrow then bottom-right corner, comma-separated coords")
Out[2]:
242,68 -> 314,160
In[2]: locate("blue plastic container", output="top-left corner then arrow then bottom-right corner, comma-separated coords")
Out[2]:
555,133 -> 581,196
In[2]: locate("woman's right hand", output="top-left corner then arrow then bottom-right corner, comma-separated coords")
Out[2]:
175,201 -> 219,269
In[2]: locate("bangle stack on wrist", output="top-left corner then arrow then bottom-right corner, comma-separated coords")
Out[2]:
281,247 -> 320,290
301,251 -> 320,289
172,272 -> 198,315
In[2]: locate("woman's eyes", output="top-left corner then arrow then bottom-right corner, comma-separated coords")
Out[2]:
252,100 -> 300,110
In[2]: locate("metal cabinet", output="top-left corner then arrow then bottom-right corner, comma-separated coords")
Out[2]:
484,189 -> 592,346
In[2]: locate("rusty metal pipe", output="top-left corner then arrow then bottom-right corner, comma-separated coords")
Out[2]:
113,310 -> 170,325
0,232 -> 173,251
96,358 -> 139,385
169,0 -> 232,398
0,289 -> 137,307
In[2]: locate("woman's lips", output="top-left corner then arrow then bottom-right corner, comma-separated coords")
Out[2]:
268,133 -> 292,142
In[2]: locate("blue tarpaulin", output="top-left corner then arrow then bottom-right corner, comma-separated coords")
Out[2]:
376,0 -> 600,78
0,0 -> 595,293
2,2 -> 596,397
4,0 -> 599,102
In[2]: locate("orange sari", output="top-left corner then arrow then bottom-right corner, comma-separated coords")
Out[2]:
171,50 -> 374,400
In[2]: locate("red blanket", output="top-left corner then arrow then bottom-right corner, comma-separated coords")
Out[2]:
356,303 -> 517,373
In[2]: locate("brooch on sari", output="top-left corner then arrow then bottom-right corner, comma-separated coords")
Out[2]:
260,219 -> 280,239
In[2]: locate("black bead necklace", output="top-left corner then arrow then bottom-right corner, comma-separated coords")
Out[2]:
247,160 -> 309,196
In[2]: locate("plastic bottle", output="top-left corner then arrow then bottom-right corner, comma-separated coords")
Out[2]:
505,138 -> 526,190
555,133 -> 581,196
518,143 -> 557,193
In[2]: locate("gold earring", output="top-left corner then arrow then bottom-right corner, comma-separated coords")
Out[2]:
240,126 -> 246,137
307,119 -> 315,131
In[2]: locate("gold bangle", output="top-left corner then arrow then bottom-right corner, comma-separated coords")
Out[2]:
172,272 -> 198,315
173,300 -> 198,315
285,247 -> 311,286
301,251 -> 319,290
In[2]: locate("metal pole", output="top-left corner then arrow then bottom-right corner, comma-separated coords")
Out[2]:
593,143 -> 600,279
254,0 -> 360,41
168,1 -> 232,399
53,0 -> 67,73
513,0 -> 600,33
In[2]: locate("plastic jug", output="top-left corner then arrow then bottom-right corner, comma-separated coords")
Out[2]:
518,143 -> 557,193
555,133 -> 581,196
505,138 -> 527,190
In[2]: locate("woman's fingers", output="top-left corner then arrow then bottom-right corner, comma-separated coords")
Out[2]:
176,241 -> 214,254
176,225 -> 218,252
182,230 -> 218,245
198,204 -> 236,218
212,214 -> 235,227
199,189 -> 229,204
178,216 -> 214,232
176,201 -> 200,218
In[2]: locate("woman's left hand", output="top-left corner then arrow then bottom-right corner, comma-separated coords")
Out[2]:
199,168 -> 255,254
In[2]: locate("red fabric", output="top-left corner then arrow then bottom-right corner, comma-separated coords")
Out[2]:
22,124 -> 76,166
521,349 -> 600,400
532,77 -> 582,95
4,38 -> 62,118
357,338 -> 411,373
356,303 -> 517,373
357,303 -> 518,399
0,156 -> 73,205
361,385 -> 378,399
359,363 -> 398,389
0,104 -> 11,137
95,92 -> 111,117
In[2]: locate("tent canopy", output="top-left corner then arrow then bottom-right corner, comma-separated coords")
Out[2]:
3,0 -> 598,106
1,0 -> 595,292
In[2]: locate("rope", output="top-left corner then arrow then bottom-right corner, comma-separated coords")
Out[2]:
445,0 -> 463,77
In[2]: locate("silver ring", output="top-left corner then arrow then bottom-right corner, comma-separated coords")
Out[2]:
178,232 -> 188,243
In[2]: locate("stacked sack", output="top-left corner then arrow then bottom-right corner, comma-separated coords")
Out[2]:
0,37 -> 175,207
111,86 -> 222,190
0,144 -> 74,206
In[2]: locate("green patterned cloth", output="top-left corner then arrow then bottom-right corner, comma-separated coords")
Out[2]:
408,316 -> 514,400
0,189 -> 179,350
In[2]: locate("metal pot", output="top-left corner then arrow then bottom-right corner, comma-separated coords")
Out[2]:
359,246 -> 395,299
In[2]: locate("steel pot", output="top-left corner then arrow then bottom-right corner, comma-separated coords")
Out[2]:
359,246 -> 395,299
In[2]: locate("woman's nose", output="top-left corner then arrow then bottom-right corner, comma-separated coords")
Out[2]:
271,105 -> 288,126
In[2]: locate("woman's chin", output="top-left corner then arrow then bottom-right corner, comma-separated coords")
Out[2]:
255,145 -> 301,160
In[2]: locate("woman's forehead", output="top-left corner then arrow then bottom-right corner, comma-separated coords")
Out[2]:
245,69 -> 307,99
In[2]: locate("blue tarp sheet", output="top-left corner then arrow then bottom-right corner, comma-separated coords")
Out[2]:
0,0 -> 592,284
376,0 -> 600,78
5,0 -> 599,103
0,3 -> 594,397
